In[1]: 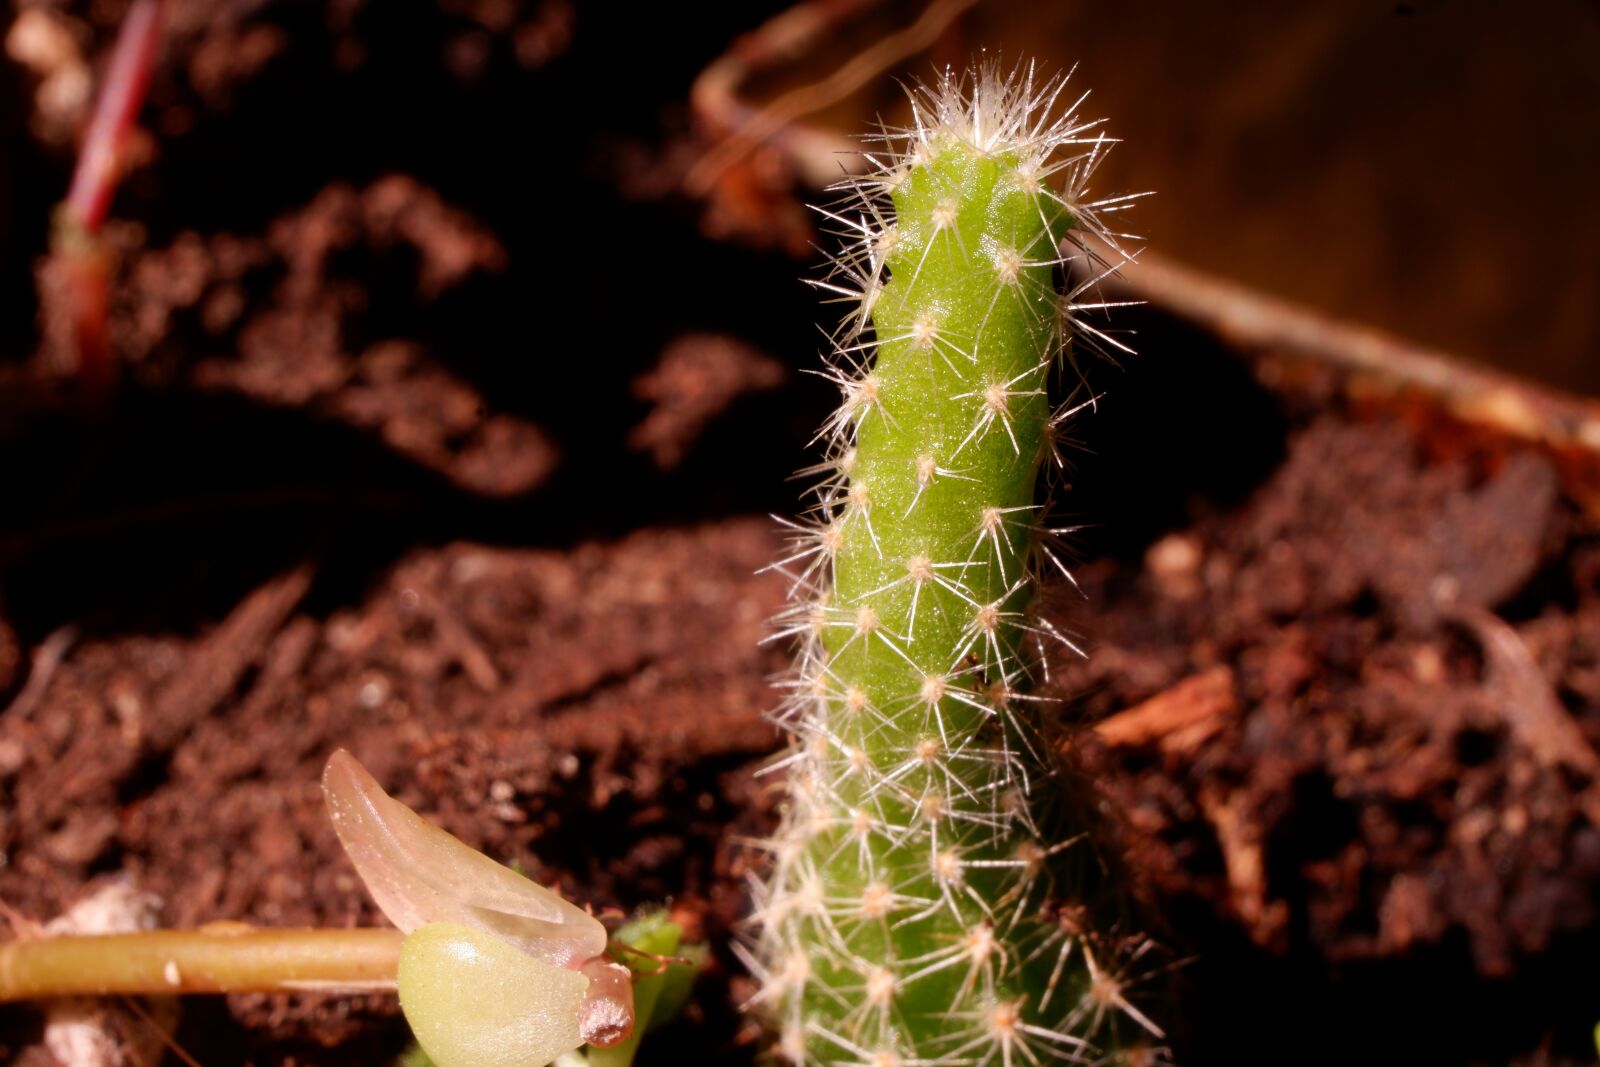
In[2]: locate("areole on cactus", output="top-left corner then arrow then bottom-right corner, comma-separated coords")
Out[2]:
751,61 -> 1162,1067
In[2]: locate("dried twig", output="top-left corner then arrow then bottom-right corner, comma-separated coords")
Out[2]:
2,626 -> 79,720
686,0 -> 980,194
1108,251 -> 1600,460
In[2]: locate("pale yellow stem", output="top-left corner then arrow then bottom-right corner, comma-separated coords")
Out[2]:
0,928 -> 403,1002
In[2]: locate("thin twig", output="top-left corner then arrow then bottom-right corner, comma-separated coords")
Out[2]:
686,0 -> 981,194
2,626 -> 78,720
1108,250 -> 1600,457
120,995 -> 206,1067
607,939 -> 693,975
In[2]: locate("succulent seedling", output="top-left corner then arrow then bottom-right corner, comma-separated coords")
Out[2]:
322,750 -> 638,1066
0,751 -> 702,1067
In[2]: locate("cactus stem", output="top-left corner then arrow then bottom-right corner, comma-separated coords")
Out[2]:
754,59 -> 1165,1067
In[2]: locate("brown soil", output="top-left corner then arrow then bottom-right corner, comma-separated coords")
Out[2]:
2,3 -> 1597,1066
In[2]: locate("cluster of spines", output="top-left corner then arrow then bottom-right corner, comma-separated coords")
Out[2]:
745,63 -> 1166,1067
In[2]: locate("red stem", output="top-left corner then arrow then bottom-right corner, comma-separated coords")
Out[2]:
51,0 -> 163,387
64,247 -> 113,387
65,0 -> 164,233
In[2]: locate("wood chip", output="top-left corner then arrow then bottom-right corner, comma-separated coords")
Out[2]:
1094,665 -> 1237,753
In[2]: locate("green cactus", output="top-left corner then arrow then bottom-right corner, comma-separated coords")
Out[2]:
753,63 -> 1164,1067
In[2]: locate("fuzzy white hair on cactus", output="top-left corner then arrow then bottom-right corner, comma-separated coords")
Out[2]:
754,58 -> 1163,1067
322,751 -> 634,1067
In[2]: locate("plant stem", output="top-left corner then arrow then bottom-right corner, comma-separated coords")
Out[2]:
0,928 -> 402,1001
51,0 -> 164,387
66,0 -> 164,232
758,63 -> 1162,1066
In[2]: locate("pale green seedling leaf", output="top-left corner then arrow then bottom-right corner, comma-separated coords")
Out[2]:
322,750 -> 607,967
587,912 -> 703,1067
644,941 -> 706,1033
400,923 -> 589,1067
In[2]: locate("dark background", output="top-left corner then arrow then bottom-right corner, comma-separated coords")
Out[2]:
4,0 -> 1597,390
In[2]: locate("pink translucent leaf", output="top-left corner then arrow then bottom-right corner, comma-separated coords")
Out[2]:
322,750 -> 607,967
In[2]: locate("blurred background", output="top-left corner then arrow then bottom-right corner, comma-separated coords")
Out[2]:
974,1 -> 1600,394
4,0 -> 1597,390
